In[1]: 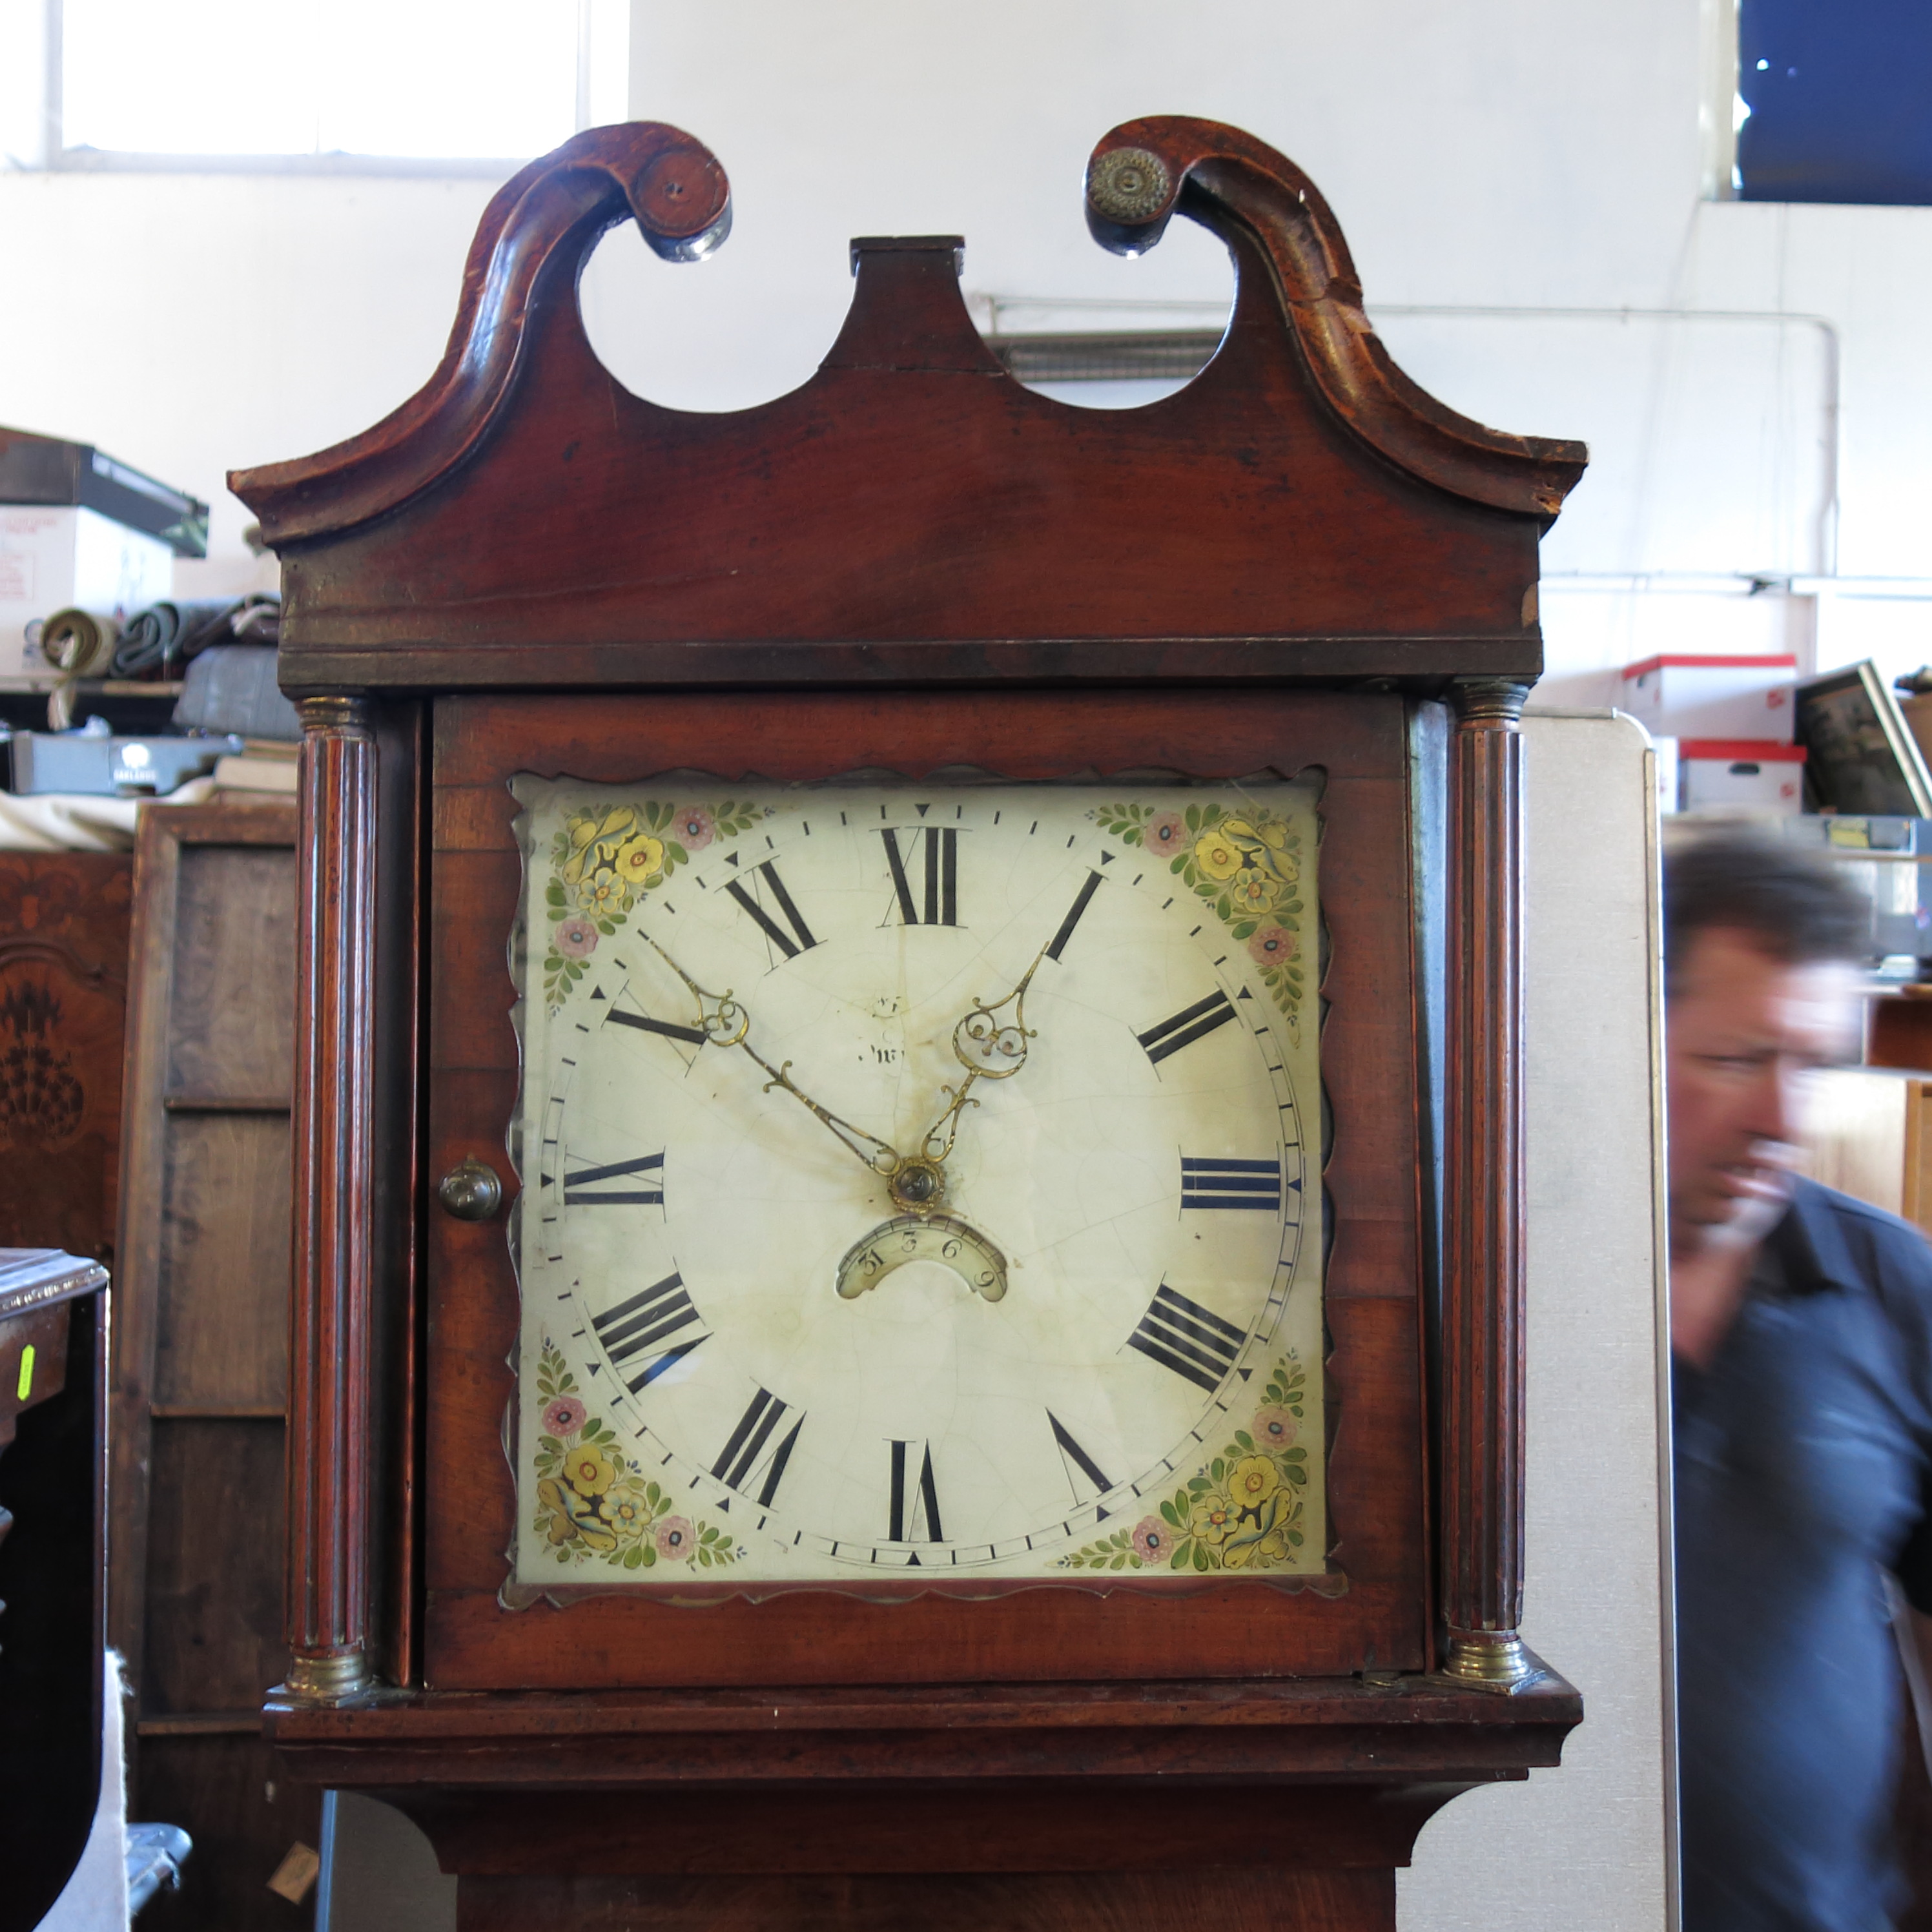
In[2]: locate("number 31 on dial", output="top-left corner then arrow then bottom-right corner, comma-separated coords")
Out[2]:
509,781 -> 1325,1589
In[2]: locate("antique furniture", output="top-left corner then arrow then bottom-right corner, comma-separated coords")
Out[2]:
232,115 -> 1588,1930
0,1247 -> 110,1930
108,799 -> 318,1929
0,851 -> 132,1264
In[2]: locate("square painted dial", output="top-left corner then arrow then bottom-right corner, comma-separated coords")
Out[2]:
509,781 -> 1324,1590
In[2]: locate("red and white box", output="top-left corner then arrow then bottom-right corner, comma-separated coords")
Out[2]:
1620,654 -> 1796,744
1679,740 -> 1807,814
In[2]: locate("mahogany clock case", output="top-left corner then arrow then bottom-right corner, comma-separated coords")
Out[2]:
427,686 -> 1428,1690
231,118 -> 1583,1868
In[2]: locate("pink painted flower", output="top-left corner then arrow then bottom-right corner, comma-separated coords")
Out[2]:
673,806 -> 715,851
1131,1515 -> 1171,1564
1145,811 -> 1187,855
1252,1405 -> 1298,1450
1248,925 -> 1296,967
542,1395 -> 586,1438
554,914 -> 599,960
655,1515 -> 695,1561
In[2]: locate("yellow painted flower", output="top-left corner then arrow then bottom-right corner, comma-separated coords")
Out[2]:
575,870 -> 629,914
1230,867 -> 1280,914
598,1485 -> 648,1536
563,1443 -> 617,1497
1189,1492 -> 1239,1546
609,832 -> 666,890
1229,1454 -> 1280,1509
1194,828 -> 1245,881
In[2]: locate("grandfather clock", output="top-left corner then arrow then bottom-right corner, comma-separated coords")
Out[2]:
232,116 -> 1587,1931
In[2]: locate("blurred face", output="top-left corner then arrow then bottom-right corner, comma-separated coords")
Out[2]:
1667,927 -> 1862,1243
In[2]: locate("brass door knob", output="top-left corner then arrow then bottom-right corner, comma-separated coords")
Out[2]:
438,1156 -> 503,1222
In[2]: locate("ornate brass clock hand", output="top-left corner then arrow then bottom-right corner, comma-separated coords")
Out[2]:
918,923 -> 1060,1165
637,932 -> 906,1181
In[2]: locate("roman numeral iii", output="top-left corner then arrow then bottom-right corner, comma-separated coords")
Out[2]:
1137,989 -> 1237,1065
882,827 -> 958,926
1180,1156 -> 1282,1212
560,1152 -> 665,1206
725,861 -> 817,959
888,1439 -> 945,1542
591,1271 -> 706,1392
1126,1284 -> 1246,1393
713,1387 -> 805,1506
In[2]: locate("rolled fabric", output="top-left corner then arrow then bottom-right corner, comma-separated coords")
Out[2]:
112,599 -> 243,676
229,597 -> 281,644
39,608 -> 119,731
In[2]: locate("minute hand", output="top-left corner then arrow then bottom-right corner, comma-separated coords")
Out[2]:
635,930 -> 903,1178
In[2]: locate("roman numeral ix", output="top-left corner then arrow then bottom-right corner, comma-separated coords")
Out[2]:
1137,990 -> 1237,1065
713,1387 -> 805,1507
882,827 -> 958,927
1127,1284 -> 1246,1393
725,861 -> 817,960
561,1152 -> 664,1206
592,1270 -> 706,1392
1180,1156 -> 1283,1213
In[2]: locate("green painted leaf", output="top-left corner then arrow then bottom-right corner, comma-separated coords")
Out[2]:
1171,1542 -> 1193,1571
1193,1543 -> 1211,1572
1160,1499 -> 1182,1528
1185,803 -> 1202,831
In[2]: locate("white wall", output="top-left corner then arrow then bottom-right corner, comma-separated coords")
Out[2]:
5,0 -> 1929,690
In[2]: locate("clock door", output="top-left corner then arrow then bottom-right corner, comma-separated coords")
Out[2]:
425,686 -> 1428,1690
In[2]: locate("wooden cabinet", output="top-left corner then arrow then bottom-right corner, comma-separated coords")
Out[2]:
108,800 -> 319,1931
1799,1067 -> 1932,1233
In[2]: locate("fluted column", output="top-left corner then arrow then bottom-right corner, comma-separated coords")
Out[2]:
1439,676 -> 1535,1687
282,694 -> 377,1703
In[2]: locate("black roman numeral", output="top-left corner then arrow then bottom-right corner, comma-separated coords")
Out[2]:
1137,990 -> 1237,1065
606,1007 -> 708,1047
882,827 -> 958,926
1045,871 -> 1103,962
888,1439 -> 944,1543
1126,1284 -> 1246,1393
562,1152 -> 664,1206
1047,1412 -> 1113,1502
712,1387 -> 805,1506
1180,1156 -> 1282,1212
592,1270 -> 705,1392
725,861 -> 817,959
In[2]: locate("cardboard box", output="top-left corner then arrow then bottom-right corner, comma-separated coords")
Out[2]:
1680,738 -> 1807,814
0,506 -> 174,681
1621,653 -> 1796,744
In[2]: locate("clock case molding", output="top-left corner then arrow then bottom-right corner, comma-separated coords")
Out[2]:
232,116 -> 1588,1929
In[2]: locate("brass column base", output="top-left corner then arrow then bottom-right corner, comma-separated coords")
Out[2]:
1439,1630 -> 1548,1694
276,1648 -> 375,1706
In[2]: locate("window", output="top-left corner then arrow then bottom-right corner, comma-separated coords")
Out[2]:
1736,0 -> 1932,204
28,0 -> 627,170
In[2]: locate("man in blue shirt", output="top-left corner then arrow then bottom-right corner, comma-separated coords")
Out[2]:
1668,827 -> 1932,1931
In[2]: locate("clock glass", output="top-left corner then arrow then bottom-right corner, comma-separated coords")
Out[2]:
508,780 -> 1325,1591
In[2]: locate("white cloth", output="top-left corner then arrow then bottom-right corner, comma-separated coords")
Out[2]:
0,777 -> 218,852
